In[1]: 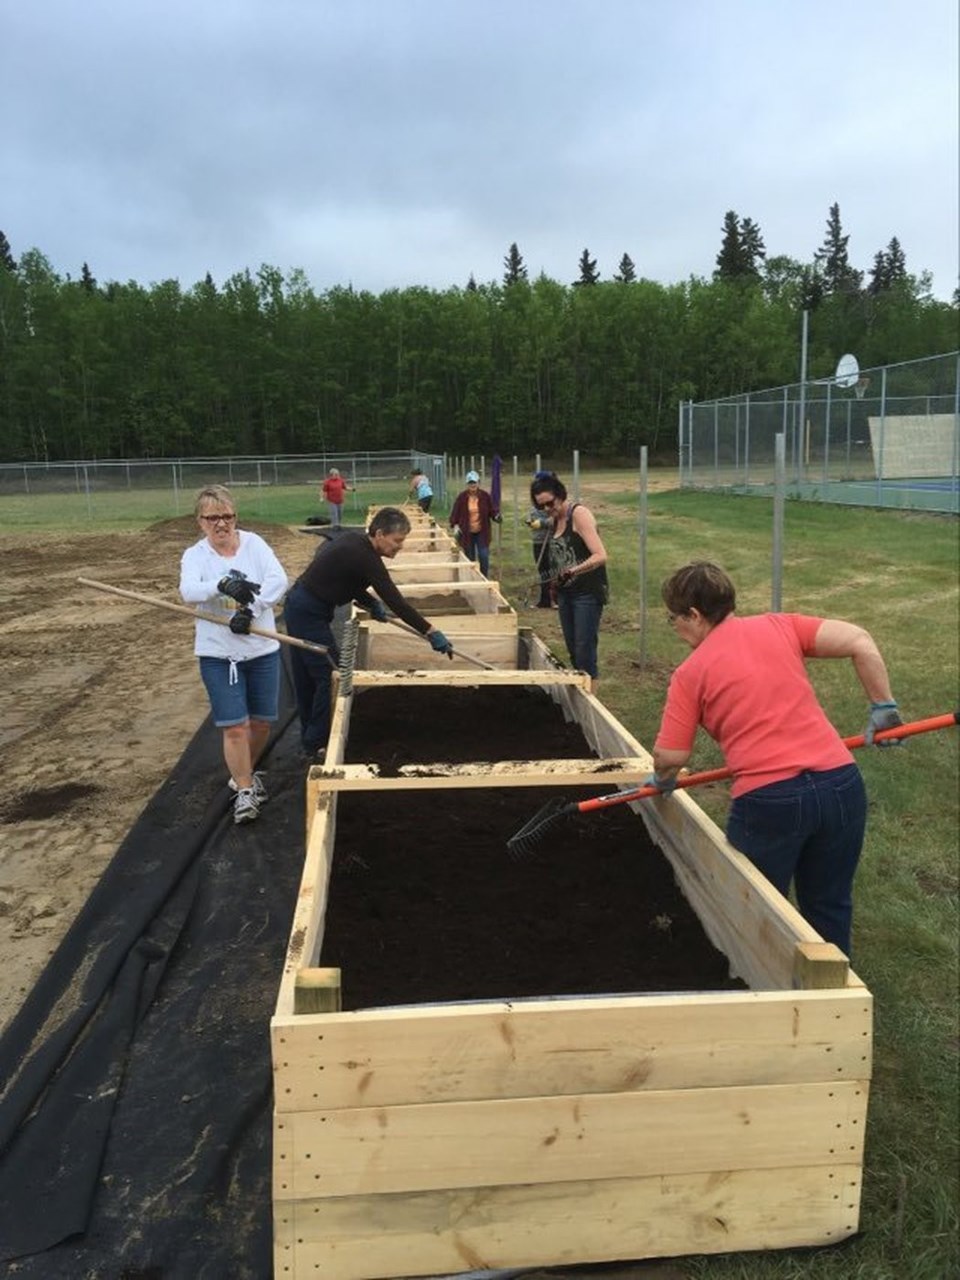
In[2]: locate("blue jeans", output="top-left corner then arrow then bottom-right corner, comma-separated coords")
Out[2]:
462,532 -> 490,577
198,651 -> 280,727
556,590 -> 604,679
726,763 -> 867,957
283,582 -> 338,754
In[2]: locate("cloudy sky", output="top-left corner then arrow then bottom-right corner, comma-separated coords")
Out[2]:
3,0 -> 957,299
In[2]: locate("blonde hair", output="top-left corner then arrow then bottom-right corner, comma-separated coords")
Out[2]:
194,484 -> 235,516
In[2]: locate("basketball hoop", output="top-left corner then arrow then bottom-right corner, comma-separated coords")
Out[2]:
854,376 -> 870,401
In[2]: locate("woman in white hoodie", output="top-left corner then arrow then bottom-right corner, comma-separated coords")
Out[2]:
179,485 -> 289,824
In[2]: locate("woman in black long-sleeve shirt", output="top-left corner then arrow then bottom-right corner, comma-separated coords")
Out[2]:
284,507 -> 453,760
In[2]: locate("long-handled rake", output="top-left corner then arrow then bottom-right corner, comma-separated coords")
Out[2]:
506,711 -> 959,858
79,578 -> 336,665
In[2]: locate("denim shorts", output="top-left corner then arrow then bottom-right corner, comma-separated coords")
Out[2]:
199,651 -> 281,727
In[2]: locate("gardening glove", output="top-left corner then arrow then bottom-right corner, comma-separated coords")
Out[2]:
229,606 -> 253,635
643,772 -> 677,795
451,524 -> 461,538
428,629 -> 454,659
865,700 -> 904,747
492,513 -> 502,523
368,600 -> 388,623
218,570 -> 260,607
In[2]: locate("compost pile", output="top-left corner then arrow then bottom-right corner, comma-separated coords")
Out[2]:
322,685 -> 744,1008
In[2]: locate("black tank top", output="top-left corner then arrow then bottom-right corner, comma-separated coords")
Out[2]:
549,504 -> 609,601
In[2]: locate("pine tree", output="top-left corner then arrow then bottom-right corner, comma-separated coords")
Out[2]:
714,211 -> 749,280
867,250 -> 889,296
740,218 -> 766,275
815,202 -> 862,294
868,236 -> 909,296
80,261 -> 97,293
574,248 -> 600,286
0,230 -> 14,272
613,253 -> 636,283
502,242 -> 527,286
466,273 -> 477,292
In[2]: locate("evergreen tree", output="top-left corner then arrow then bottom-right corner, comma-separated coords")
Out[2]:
0,230 -> 15,272
502,242 -> 527,286
714,211 -> 750,280
574,247 -> 600,286
815,202 -> 862,294
799,264 -> 825,311
80,261 -> 97,293
740,217 -> 766,275
613,253 -> 636,283
466,273 -> 477,292
868,237 -> 909,296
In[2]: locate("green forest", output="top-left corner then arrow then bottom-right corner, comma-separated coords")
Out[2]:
0,204 -> 955,463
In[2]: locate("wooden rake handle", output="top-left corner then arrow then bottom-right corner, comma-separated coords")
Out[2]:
78,577 -> 334,663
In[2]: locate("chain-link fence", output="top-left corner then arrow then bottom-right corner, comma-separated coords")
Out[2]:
679,351 -> 959,514
0,450 -> 448,520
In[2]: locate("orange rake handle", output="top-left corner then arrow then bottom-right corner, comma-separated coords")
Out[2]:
576,711 -> 960,816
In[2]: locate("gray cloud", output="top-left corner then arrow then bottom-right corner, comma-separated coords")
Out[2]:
3,0 -> 957,297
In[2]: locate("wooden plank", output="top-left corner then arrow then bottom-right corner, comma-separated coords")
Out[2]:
275,1079 -> 867,1199
279,1164 -> 863,1279
364,635 -> 517,670
305,757 -> 648,790
348,669 -> 590,689
274,800 -> 338,1018
271,988 -> 873,1111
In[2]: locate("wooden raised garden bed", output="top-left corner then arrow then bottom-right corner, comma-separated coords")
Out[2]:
271,622 -> 871,1279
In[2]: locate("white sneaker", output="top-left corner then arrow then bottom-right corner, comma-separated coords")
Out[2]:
233,787 -> 260,825
229,772 -> 268,804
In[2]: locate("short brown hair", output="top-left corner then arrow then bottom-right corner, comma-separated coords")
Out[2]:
661,561 -> 736,624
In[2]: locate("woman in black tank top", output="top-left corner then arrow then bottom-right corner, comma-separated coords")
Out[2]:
530,474 -> 609,690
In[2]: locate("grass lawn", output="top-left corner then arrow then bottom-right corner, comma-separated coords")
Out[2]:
3,469 -> 957,1278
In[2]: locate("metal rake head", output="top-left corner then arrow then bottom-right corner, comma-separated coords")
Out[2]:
506,796 -> 578,860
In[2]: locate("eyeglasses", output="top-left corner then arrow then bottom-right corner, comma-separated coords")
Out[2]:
200,513 -> 237,524
534,497 -> 556,511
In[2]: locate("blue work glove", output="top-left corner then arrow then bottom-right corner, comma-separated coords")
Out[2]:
865,701 -> 904,747
643,772 -> 677,795
368,600 -> 387,623
229,606 -> 253,635
428,629 -> 454,659
218,570 -> 260,607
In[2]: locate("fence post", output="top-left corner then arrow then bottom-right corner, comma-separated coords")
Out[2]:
772,433 -> 785,611
638,446 -> 648,671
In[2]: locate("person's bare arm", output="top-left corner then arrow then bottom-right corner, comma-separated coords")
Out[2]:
569,505 -> 608,574
812,619 -> 895,702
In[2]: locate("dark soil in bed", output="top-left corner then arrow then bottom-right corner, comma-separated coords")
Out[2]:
320,686 -> 745,1009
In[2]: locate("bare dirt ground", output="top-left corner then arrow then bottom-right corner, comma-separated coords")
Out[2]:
0,517 -> 316,1033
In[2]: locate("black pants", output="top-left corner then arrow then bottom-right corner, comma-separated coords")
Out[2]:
283,582 -> 337,755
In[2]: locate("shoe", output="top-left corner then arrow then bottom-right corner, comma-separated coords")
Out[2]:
233,787 -> 260,825
300,746 -> 326,766
535,602 -> 551,609
229,772 -> 268,804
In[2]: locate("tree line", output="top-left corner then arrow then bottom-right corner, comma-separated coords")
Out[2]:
0,204 -> 954,464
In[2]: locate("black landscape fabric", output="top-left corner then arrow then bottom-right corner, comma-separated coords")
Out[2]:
0,666 -> 304,1277
0,670 -> 743,1279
